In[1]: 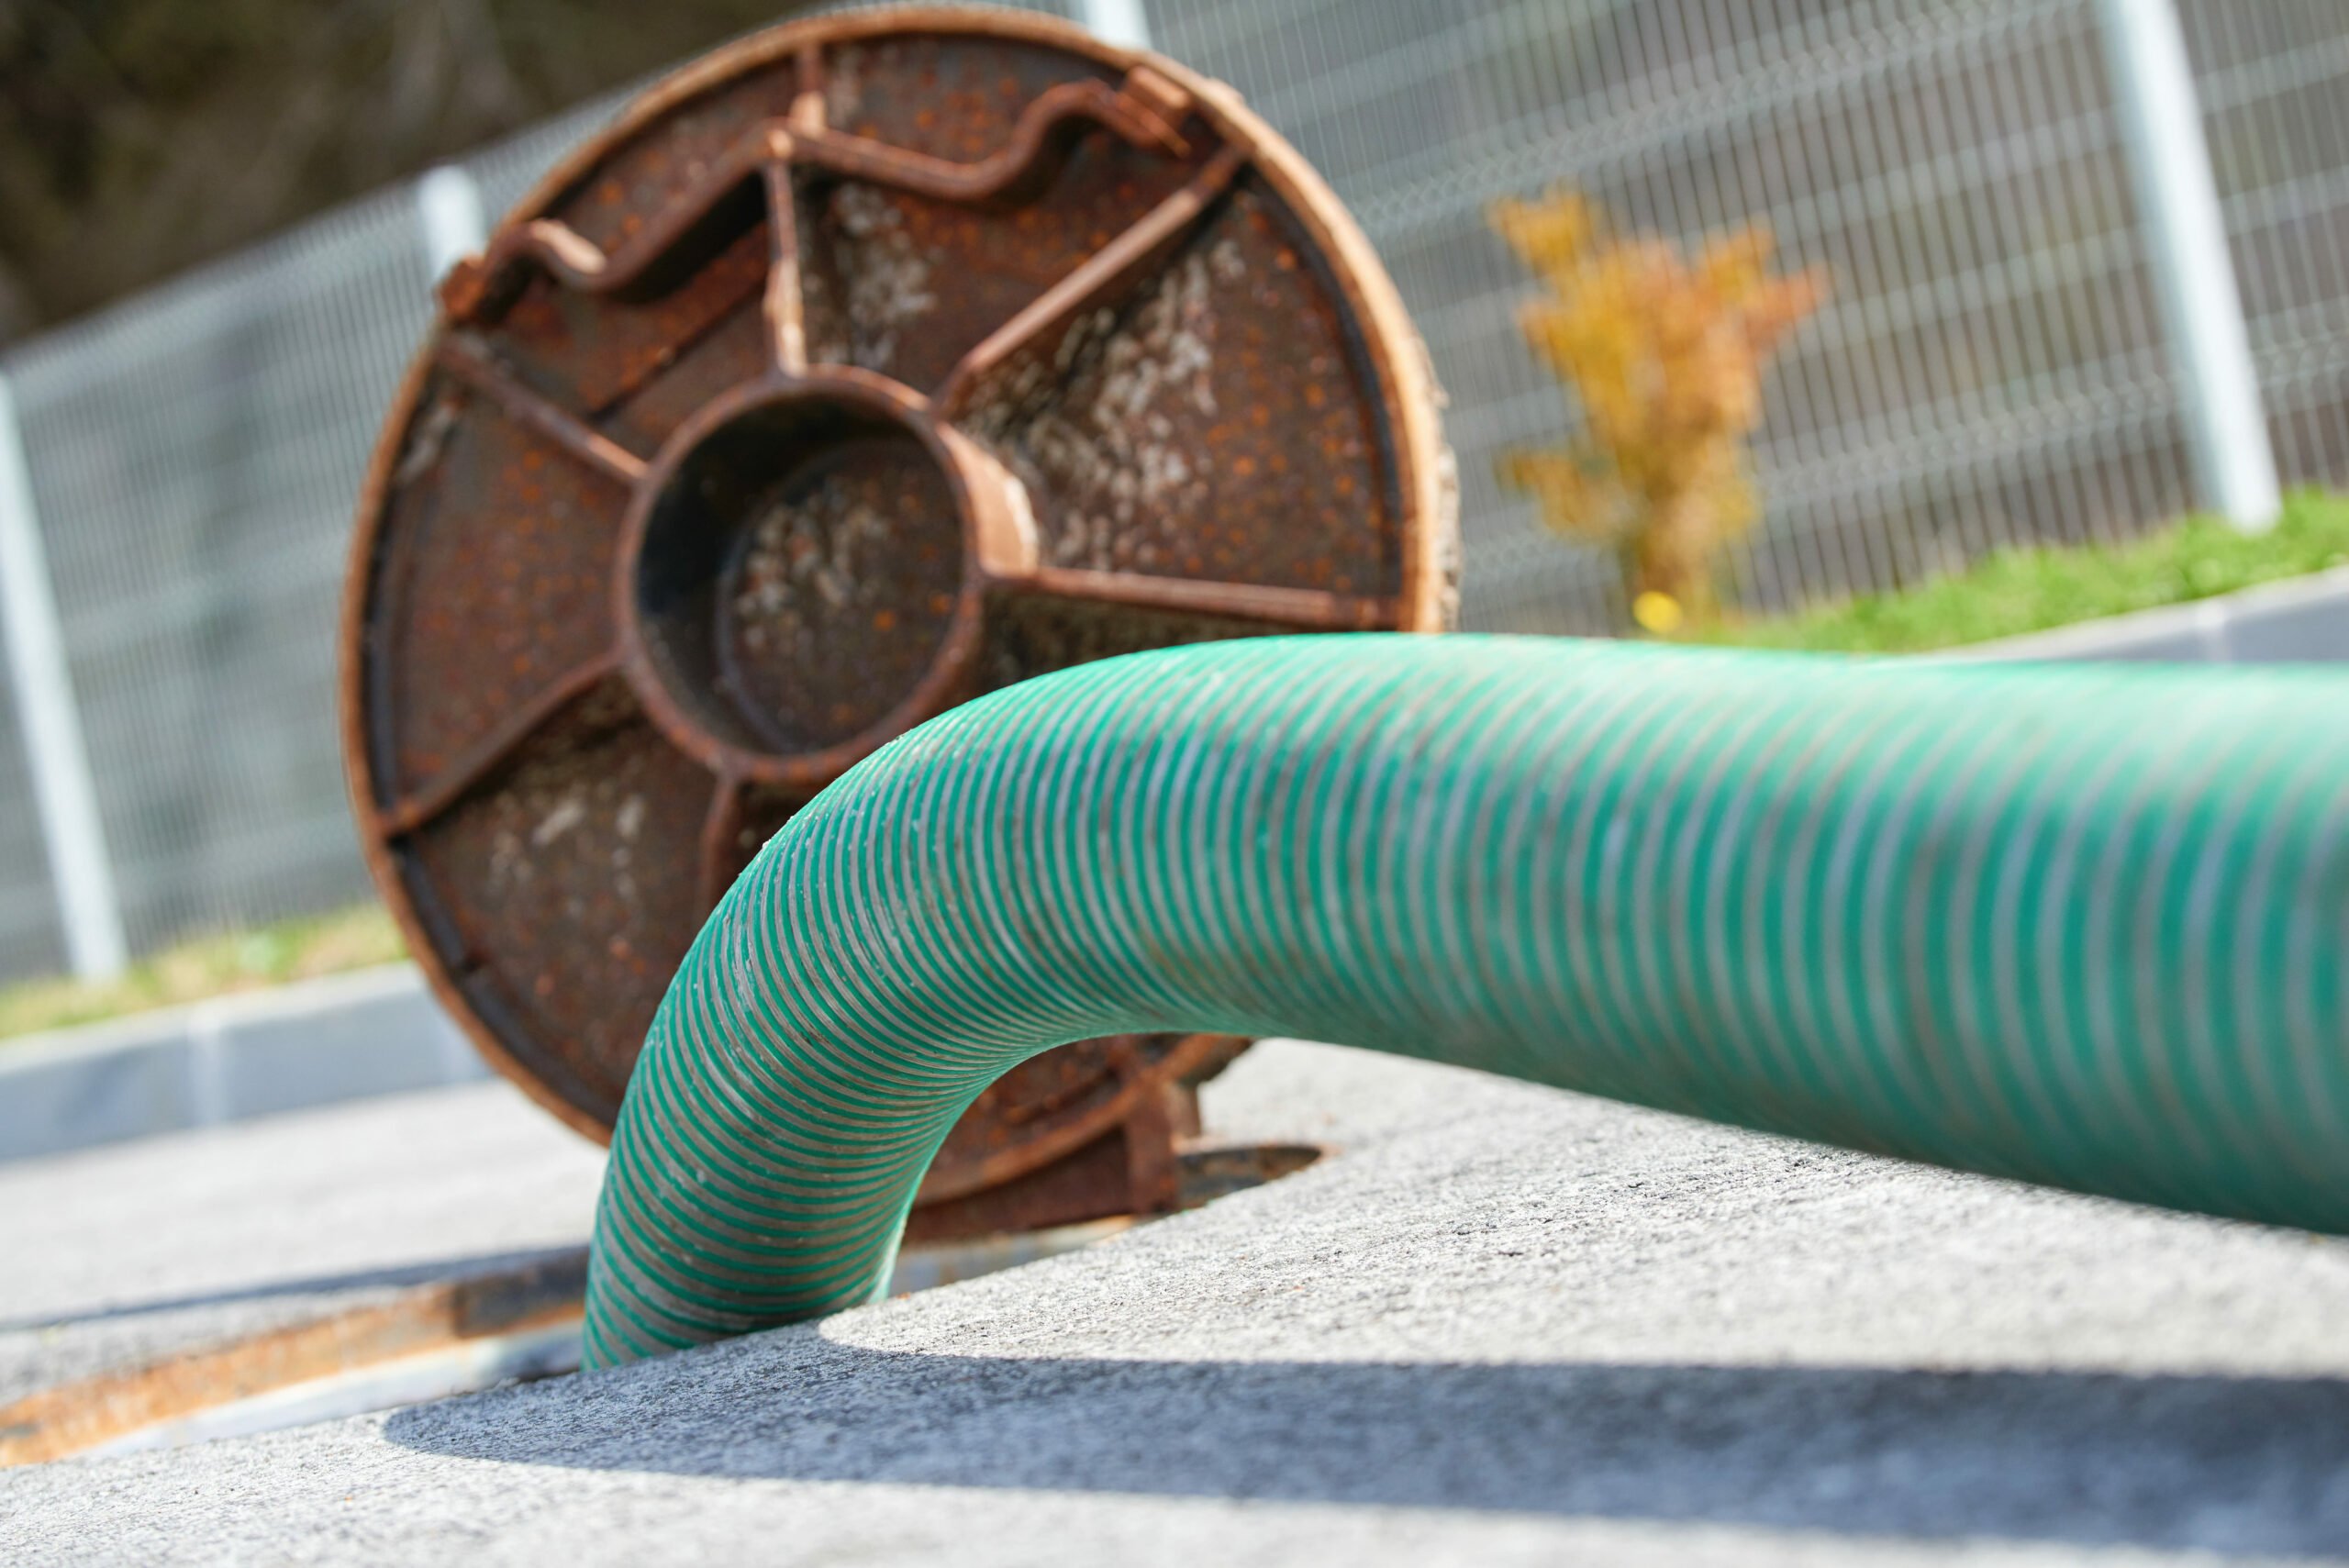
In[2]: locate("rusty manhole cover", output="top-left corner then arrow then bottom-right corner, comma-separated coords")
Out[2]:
341,6 -> 1453,1233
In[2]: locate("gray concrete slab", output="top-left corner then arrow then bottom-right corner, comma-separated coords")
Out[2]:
1964,562 -> 2349,663
0,964 -> 492,1164
0,1077 -> 604,1403
6,1040 -> 2349,1564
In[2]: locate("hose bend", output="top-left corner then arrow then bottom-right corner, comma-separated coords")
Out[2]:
585,635 -> 2349,1366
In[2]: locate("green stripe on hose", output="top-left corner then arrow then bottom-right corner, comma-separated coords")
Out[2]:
583,636 -> 2349,1367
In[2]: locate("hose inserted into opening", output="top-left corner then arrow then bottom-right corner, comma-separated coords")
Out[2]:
585,636 -> 2349,1366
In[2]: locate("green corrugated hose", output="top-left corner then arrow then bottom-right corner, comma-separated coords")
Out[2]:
584,635 -> 2349,1366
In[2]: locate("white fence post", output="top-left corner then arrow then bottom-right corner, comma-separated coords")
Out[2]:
414,165 -> 488,290
1079,0 -> 1152,50
0,371 -> 127,981
2098,0 -> 2282,532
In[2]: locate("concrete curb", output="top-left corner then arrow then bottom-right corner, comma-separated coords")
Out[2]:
0,964 -> 487,1164
1957,562 -> 2349,662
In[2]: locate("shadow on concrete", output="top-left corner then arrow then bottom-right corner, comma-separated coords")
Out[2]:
0,1246 -> 587,1331
384,1337 -> 2349,1554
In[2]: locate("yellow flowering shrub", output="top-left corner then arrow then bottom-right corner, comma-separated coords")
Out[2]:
1494,189 -> 1825,623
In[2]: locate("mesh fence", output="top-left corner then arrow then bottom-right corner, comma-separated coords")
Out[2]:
4,188 -> 432,964
0,665 -> 56,977
2188,2 -> 2349,494
1155,0 -> 2349,633
0,0 -> 2343,979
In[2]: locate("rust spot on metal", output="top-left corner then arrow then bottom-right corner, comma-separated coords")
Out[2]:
342,8 -> 1453,1220
0,1252 -> 586,1469
966,182 -> 1402,597
719,436 -> 962,745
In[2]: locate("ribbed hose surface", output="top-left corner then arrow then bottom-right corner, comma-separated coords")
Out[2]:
584,635 -> 2349,1366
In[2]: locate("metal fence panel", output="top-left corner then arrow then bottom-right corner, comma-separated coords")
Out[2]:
2,190 -> 431,958
2185,0 -> 2349,495
0,670 -> 58,980
1155,0 -> 2348,632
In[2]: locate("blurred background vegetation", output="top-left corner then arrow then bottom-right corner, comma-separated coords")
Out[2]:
0,0 -> 802,343
1490,186 -> 2348,654
1494,187 -> 1825,630
0,902 -> 401,1039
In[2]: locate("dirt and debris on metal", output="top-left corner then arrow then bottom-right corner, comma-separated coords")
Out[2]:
342,6 -> 1453,1235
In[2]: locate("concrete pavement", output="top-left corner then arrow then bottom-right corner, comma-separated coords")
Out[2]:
6,1039 -> 2349,1562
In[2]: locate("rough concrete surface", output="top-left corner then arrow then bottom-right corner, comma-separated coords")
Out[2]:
0,1077 -> 604,1402
6,1040 -> 2349,1564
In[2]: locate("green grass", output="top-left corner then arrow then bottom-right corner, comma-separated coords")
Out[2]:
1688,488 -> 2349,654
0,903 -> 406,1043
